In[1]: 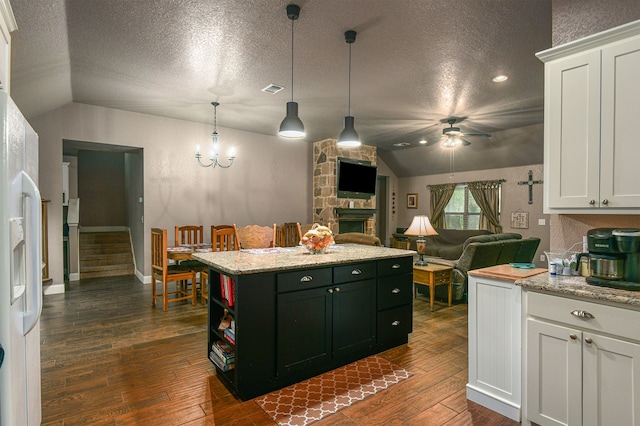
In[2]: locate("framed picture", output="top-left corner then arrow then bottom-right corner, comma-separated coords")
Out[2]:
511,211 -> 529,229
407,193 -> 418,209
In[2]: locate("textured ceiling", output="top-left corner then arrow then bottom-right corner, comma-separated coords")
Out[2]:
9,0 -> 552,177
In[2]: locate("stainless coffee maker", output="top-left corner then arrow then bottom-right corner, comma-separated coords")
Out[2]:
586,228 -> 640,290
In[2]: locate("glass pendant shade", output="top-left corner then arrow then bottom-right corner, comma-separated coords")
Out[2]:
279,101 -> 305,138
337,116 -> 360,147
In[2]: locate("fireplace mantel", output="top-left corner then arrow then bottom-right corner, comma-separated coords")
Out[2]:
335,208 -> 376,220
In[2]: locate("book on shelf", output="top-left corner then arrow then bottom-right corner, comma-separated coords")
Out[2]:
211,341 -> 235,363
211,348 -> 234,365
209,351 -> 234,372
223,327 -> 235,345
219,274 -> 235,306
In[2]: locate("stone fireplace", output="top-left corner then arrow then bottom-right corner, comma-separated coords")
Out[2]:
313,139 -> 377,235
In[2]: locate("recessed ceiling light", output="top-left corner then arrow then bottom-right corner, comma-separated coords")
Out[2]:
419,139 -> 427,144
393,142 -> 410,147
492,75 -> 508,83
262,83 -> 284,94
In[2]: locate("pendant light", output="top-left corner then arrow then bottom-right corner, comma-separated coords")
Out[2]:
278,4 -> 305,138
337,30 -> 360,148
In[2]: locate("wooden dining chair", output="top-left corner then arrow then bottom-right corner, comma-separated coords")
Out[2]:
277,222 -> 302,247
151,228 -> 197,311
201,225 -> 241,303
175,225 -> 204,246
174,225 -> 208,300
235,224 -> 276,249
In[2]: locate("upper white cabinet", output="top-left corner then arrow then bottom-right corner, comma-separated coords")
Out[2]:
537,21 -> 640,214
0,0 -> 16,93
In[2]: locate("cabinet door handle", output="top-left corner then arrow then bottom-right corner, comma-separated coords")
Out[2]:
327,288 -> 334,293
585,337 -> 593,344
392,264 -> 401,269
300,275 -> 313,282
334,287 -> 340,292
391,288 -> 400,294
589,199 -> 596,205
571,310 -> 595,320
570,334 -> 578,340
351,269 -> 362,275
602,199 -> 609,205
391,320 -> 400,326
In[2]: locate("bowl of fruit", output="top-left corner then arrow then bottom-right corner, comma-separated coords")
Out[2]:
300,224 -> 334,254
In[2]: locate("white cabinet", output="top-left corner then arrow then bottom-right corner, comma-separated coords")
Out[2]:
537,21 -> 640,214
525,290 -> 640,426
62,161 -> 69,206
467,272 -> 523,421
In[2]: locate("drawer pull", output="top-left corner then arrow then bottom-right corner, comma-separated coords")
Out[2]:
391,288 -> 401,294
570,334 -> 578,340
300,275 -> 313,282
327,288 -> 333,294
334,287 -> 340,292
571,310 -> 595,320
351,269 -> 362,275
585,337 -> 593,344
391,264 -> 401,269
391,320 -> 400,326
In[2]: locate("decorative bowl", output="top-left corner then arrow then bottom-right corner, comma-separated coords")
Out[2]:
300,224 -> 334,254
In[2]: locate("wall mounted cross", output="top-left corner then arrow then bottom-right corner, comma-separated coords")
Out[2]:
517,169 -> 543,204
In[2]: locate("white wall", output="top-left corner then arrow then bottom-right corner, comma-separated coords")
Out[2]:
33,102 -> 312,289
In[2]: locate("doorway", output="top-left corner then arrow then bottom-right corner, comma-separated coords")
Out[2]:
62,140 -> 144,281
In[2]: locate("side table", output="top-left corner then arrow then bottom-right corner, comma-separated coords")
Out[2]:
413,264 -> 453,311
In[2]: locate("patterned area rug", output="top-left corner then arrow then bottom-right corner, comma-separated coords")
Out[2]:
255,355 -> 412,426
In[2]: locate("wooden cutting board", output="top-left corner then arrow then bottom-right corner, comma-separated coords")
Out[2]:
468,264 -> 547,282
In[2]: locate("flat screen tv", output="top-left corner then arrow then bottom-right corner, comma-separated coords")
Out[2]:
336,157 -> 377,199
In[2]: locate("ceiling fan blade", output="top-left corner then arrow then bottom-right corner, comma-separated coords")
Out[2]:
424,139 -> 439,147
463,133 -> 491,138
461,139 -> 471,146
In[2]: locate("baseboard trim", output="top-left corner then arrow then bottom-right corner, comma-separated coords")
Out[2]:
69,272 -> 80,281
466,385 -> 520,422
44,282 -> 65,295
80,226 -> 129,233
137,269 -> 151,284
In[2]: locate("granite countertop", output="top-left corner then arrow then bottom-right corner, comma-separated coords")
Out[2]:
191,244 -> 415,275
516,273 -> 640,307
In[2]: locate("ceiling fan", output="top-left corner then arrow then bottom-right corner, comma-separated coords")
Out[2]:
426,118 -> 491,147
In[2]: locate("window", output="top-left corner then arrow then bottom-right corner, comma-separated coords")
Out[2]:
444,185 -> 481,230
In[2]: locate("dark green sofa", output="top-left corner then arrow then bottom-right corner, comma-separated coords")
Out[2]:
398,228 -> 491,259
420,233 -> 541,302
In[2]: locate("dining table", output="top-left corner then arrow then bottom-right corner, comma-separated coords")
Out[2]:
166,244 -> 213,262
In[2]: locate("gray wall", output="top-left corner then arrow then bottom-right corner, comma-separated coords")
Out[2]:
397,162 -> 549,267
78,150 -> 126,227
34,102 -> 312,288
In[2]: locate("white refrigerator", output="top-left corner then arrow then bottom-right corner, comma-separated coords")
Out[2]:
0,91 -> 42,425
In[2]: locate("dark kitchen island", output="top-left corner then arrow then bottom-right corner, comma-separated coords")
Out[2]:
192,244 -> 415,400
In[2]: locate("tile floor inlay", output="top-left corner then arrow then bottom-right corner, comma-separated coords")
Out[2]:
255,355 -> 412,426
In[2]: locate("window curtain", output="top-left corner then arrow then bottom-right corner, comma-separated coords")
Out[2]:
467,180 -> 503,233
428,183 -> 456,228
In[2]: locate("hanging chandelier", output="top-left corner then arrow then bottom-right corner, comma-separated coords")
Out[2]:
195,102 -> 236,169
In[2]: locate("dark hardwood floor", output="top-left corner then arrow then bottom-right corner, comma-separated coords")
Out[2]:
40,275 -> 519,425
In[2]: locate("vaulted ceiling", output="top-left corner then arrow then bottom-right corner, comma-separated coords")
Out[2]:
8,0 -> 552,176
